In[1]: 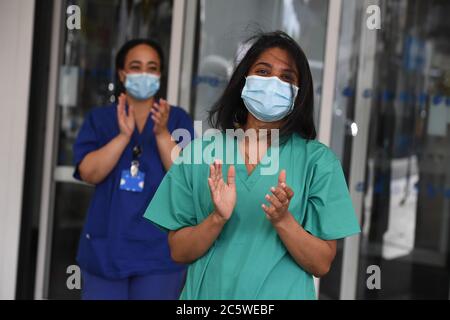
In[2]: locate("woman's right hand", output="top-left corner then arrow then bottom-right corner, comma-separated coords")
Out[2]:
117,93 -> 135,139
208,160 -> 236,222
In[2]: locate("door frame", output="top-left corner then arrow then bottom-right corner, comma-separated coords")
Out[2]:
34,0 -> 64,300
316,0 -> 343,299
337,0 -> 379,301
318,0 -> 380,300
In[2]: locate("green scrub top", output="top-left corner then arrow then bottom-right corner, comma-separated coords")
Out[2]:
144,132 -> 361,300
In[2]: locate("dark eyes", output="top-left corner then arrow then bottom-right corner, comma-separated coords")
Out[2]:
256,69 -> 270,76
256,69 -> 294,81
281,75 -> 295,82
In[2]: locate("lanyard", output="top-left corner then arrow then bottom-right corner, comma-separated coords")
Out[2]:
130,138 -> 143,177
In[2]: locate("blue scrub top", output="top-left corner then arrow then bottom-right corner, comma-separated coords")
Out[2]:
73,103 -> 195,279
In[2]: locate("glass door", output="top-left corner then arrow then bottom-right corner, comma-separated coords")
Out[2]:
181,0 -> 342,298
36,0 -> 175,300
325,0 -> 450,299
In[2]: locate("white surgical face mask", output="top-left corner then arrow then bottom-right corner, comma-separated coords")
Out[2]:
125,73 -> 160,100
241,75 -> 299,122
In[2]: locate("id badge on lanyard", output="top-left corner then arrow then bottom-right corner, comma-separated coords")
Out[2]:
120,145 -> 145,193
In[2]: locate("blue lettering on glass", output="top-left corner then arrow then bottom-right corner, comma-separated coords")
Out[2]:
193,75 -> 227,88
397,135 -> 411,153
316,86 -> 322,95
374,176 -> 386,195
382,90 -> 395,102
355,180 -> 450,199
403,36 -> 426,72
433,95 -> 443,105
399,91 -> 410,103
77,68 -> 113,79
427,184 -> 438,199
355,182 -> 365,193
419,93 -> 428,105
342,87 -> 355,98
363,89 -> 373,99
445,189 -> 450,199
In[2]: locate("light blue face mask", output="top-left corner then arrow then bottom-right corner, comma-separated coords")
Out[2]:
241,75 -> 299,122
125,73 -> 161,100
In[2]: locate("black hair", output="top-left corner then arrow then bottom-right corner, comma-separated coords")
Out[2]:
115,38 -> 165,98
208,31 -> 317,141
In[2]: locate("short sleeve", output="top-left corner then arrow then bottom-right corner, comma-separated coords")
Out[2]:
143,143 -> 198,232
302,158 -> 361,240
72,110 -> 100,181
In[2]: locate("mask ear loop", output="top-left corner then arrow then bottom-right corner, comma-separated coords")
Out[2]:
237,77 -> 252,128
287,83 -> 299,115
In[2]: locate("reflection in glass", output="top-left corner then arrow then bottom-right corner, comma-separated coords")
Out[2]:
325,0 -> 450,300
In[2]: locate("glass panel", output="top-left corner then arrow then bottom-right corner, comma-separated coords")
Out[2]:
47,0 -> 174,299
327,0 -> 450,300
188,0 -> 329,130
319,0 -> 365,300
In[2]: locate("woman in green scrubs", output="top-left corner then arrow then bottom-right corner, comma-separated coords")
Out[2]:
144,31 -> 361,300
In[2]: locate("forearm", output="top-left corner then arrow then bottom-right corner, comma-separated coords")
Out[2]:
155,130 -> 181,171
273,213 -> 336,278
79,134 -> 130,185
168,211 -> 226,264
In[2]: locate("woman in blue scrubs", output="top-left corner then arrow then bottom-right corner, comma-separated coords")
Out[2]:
73,39 -> 194,300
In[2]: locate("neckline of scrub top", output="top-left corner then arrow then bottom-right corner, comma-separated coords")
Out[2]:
232,134 -> 286,191
128,106 -> 154,146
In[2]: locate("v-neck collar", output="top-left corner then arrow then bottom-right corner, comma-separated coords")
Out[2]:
129,107 -> 154,146
231,134 -> 286,191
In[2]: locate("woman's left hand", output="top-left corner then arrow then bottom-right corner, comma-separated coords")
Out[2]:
151,98 -> 171,136
262,170 -> 295,225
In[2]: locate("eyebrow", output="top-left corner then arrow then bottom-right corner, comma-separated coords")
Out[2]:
253,61 -> 298,77
254,62 -> 272,68
128,60 -> 159,66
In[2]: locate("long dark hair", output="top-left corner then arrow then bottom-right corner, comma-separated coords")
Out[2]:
208,31 -> 316,141
115,38 -> 165,98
